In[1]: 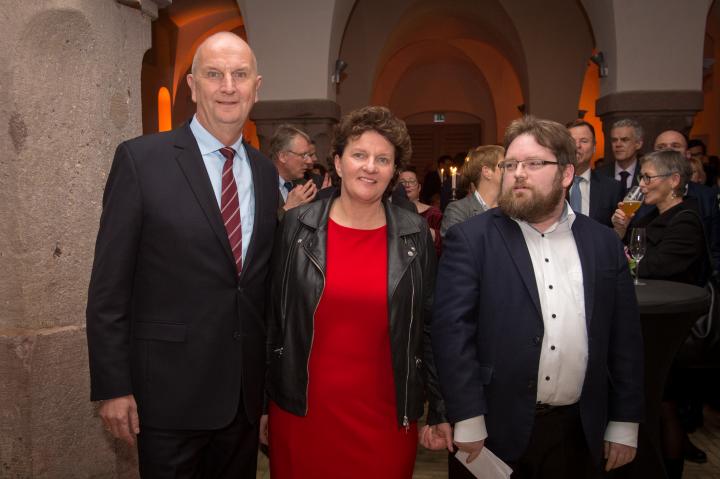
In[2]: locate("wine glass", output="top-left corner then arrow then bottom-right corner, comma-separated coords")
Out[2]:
620,186 -> 644,218
629,227 -> 646,286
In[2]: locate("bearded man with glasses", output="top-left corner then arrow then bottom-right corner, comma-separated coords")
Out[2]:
432,116 -> 644,479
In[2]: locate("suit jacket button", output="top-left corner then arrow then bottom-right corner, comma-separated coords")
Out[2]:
233,331 -> 242,340
533,336 -> 541,345
237,285 -> 243,293
527,380 -> 536,390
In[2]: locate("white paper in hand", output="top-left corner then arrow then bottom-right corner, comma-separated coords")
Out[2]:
455,447 -> 513,479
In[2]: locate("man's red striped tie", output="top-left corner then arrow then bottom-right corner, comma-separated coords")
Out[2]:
219,147 -> 242,275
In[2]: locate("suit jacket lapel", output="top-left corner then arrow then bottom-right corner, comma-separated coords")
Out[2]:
173,125 -> 236,268
572,217 -> 596,326
239,143 -> 267,281
493,212 -> 542,318
588,173 -> 600,219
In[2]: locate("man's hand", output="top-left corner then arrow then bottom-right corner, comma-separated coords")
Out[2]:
283,181 -> 317,210
604,441 -> 636,471
455,439 -> 485,463
99,394 -> 140,446
419,423 -> 453,452
259,414 -> 269,446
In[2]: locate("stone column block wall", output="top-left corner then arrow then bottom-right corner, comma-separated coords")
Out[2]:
0,1 -> 161,476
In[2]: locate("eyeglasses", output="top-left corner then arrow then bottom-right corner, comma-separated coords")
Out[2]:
638,173 -> 672,184
398,179 -> 418,186
499,160 -> 559,172
285,150 -> 316,161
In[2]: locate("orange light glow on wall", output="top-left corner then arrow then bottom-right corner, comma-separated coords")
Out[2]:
243,120 -> 259,149
578,59 -> 604,164
158,87 -> 172,132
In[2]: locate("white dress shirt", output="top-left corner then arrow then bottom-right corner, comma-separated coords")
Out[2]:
454,204 -> 638,448
189,116 -> 255,264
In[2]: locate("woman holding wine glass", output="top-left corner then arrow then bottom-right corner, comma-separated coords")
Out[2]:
611,149 -> 709,479
611,149 -> 707,285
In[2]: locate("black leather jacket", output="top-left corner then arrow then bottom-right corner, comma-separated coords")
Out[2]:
266,195 -> 447,427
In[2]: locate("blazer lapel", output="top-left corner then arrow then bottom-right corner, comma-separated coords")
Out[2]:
173,125 -> 236,268
588,173 -> 600,219
493,212 -> 542,318
571,217 -> 596,326
239,143 -> 267,281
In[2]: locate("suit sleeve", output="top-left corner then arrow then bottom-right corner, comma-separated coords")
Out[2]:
607,235 -> 644,422
419,225 -> 447,425
86,142 -> 143,401
431,224 -> 486,423
440,201 -> 464,238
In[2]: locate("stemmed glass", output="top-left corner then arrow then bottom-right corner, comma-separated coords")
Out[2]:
629,228 -> 646,286
620,186 -> 644,217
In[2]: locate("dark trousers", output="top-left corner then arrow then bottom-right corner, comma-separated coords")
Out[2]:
449,405 -> 602,479
137,405 -> 259,479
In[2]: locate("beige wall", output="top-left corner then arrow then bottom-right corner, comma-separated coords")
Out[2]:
238,0 -> 355,101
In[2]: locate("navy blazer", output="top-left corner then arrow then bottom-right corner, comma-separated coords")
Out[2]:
432,208 -> 644,463
588,171 -> 623,228
87,123 -> 278,429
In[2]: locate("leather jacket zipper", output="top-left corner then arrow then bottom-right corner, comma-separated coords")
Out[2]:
303,244 -> 325,415
403,240 -> 416,432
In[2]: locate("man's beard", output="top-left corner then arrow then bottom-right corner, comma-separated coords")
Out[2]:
498,173 -> 565,223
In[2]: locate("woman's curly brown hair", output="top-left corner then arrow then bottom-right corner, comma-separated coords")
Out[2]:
331,106 -> 412,195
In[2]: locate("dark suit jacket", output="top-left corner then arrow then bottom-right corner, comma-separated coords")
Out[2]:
86,123 -> 278,430
432,208 -> 644,463
588,171 -> 623,228
595,160 -> 640,189
421,170 -> 441,204
440,193 -> 488,237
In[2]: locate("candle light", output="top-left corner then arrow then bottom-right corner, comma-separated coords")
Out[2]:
440,167 -> 445,183
450,166 -> 457,190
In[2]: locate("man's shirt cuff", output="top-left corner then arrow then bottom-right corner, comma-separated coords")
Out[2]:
453,415 -> 488,443
603,421 -> 639,448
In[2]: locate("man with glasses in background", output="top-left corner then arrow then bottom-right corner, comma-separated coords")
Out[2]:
270,124 -> 318,217
433,116 -> 643,478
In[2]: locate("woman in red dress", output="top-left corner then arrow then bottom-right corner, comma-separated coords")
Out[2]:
262,106 -> 452,478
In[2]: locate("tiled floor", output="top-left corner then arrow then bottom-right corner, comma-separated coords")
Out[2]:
257,407 -> 720,478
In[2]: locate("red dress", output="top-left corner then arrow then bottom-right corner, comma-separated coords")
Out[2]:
269,219 -> 418,478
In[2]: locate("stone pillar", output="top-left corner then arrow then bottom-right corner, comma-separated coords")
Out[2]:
596,91 -> 704,157
582,0 -> 711,157
251,99 -> 341,165
0,1 -> 165,477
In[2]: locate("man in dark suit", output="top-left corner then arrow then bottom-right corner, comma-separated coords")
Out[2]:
595,118 -> 644,195
422,154 -> 451,204
432,116 -> 644,478
269,124 -> 317,219
86,32 -> 277,478
566,120 -> 623,228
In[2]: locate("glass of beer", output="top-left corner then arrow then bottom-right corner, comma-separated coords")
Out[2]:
620,186 -> 644,217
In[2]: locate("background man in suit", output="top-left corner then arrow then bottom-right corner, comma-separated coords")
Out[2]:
269,124 -> 317,217
86,32 -> 278,478
596,118 -> 644,195
422,154 -> 452,205
566,119 -> 623,228
432,116 -> 644,478
440,145 -> 503,237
